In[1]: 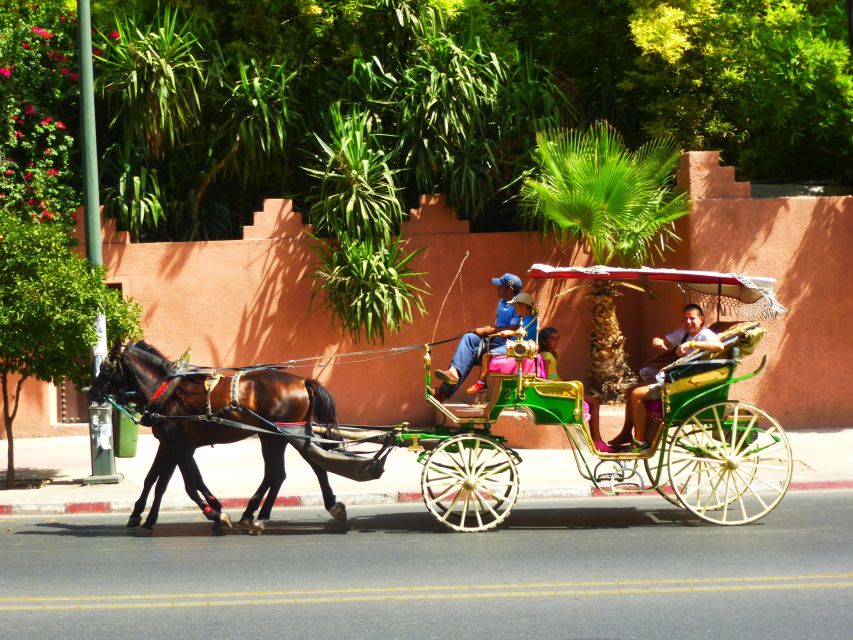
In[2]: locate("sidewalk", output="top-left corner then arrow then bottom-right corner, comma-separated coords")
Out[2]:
1,427 -> 852,516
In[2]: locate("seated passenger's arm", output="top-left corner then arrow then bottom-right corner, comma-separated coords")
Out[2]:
675,336 -> 724,357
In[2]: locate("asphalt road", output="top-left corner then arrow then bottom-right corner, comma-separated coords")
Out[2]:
1,490 -> 852,640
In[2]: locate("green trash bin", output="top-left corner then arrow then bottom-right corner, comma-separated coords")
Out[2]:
113,408 -> 139,458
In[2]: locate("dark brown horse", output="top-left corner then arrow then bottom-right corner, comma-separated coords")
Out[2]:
92,341 -> 346,534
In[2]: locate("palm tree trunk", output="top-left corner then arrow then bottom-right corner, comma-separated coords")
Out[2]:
586,280 -> 637,403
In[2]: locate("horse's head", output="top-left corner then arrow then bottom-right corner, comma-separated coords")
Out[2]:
90,342 -> 126,403
91,341 -> 174,410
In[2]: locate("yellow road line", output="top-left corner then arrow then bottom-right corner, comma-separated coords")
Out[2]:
2,574 -> 853,611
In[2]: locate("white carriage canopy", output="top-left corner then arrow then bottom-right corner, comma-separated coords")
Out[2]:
528,264 -> 787,320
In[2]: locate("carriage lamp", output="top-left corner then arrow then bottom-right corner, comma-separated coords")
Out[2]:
507,338 -> 539,361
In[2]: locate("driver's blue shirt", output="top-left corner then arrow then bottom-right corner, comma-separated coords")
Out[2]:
494,299 -> 520,329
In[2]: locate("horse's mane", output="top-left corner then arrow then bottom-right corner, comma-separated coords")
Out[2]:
133,340 -> 174,364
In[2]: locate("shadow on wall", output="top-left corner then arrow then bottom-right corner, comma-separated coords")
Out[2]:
765,197 -> 852,427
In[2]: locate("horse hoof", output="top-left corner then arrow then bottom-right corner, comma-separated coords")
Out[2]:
126,515 -> 142,528
328,502 -> 347,523
238,516 -> 253,527
248,520 -> 266,536
219,512 -> 232,528
324,519 -> 348,534
138,527 -> 154,537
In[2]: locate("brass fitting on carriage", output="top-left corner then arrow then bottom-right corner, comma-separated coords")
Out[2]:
507,337 -> 538,400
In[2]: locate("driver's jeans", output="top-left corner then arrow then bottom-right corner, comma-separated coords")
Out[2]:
438,333 -> 507,398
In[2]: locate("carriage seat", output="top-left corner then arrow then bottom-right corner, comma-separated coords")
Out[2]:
661,321 -> 764,393
486,354 -> 545,377
640,321 -> 764,419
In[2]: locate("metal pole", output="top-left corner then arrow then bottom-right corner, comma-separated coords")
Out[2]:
78,0 -> 118,484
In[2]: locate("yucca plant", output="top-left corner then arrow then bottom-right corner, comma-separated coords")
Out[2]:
95,7 -> 207,160
395,11 -> 506,217
305,104 -> 403,243
520,121 -> 691,401
310,235 -> 427,343
305,103 -> 426,342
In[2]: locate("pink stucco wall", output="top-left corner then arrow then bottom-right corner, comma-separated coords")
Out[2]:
7,151 -> 853,439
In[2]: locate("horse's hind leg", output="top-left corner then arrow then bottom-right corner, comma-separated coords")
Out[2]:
299,452 -> 346,531
244,436 -> 285,535
128,445 -> 167,528
239,477 -> 271,531
175,449 -> 231,528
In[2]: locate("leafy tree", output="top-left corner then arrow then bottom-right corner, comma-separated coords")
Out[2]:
0,211 -> 142,489
624,0 -> 853,181
519,121 -> 690,401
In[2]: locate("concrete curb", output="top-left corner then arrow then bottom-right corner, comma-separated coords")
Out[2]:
1,480 -> 850,517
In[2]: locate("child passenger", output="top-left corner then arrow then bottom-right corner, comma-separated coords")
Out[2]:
538,326 -> 613,453
466,292 -> 538,394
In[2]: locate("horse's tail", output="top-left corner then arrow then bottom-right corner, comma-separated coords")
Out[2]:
304,378 -> 341,442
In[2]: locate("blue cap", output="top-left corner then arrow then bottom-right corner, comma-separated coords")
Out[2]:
491,273 -> 522,292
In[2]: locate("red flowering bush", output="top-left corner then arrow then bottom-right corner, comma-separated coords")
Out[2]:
0,1 -> 79,226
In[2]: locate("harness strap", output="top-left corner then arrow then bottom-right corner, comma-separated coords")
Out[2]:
204,371 -> 222,416
230,370 -> 243,409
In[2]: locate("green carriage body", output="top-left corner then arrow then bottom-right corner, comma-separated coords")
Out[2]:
413,265 -> 790,531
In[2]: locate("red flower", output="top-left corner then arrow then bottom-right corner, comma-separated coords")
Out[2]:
15,131 -> 24,138
0,67 -> 11,78
44,148 -> 54,155
92,47 -> 103,57
23,172 -> 33,181
70,73 -> 79,81
109,31 -> 120,41
55,121 -> 66,130
40,117 -> 53,125
21,42 -> 31,49
32,27 -> 54,39
4,170 -> 13,176
25,103 -> 36,115
60,16 -> 67,24
60,67 -> 71,77
46,168 -> 60,177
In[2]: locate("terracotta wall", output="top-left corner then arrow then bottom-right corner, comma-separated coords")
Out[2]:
7,151 -> 853,438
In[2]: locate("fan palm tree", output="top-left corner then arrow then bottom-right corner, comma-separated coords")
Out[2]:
519,121 -> 691,401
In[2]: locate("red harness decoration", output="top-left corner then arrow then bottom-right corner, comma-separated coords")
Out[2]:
151,380 -> 171,403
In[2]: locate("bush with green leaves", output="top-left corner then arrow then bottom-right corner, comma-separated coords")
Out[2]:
624,0 -> 853,181
0,1 -> 80,225
0,208 -> 142,488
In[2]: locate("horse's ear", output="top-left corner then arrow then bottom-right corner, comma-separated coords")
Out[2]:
175,347 -> 192,369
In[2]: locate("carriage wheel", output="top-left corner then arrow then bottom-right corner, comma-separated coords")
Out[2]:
667,401 -> 792,525
421,433 -> 520,533
643,424 -> 683,508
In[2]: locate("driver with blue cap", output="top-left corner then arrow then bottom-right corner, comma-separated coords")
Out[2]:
432,272 -> 523,401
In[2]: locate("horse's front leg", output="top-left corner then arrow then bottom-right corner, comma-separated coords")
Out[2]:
128,444 -> 167,528
139,458 -> 176,535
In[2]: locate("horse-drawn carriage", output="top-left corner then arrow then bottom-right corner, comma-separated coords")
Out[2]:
93,264 -> 791,534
